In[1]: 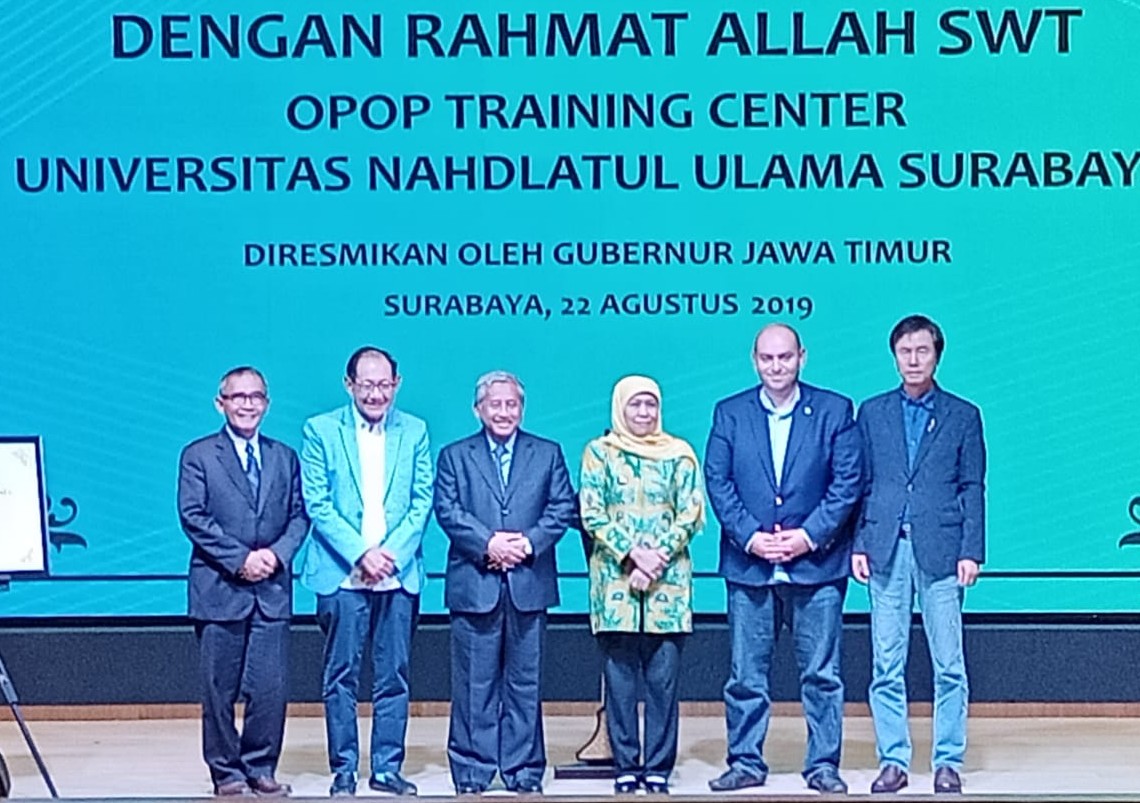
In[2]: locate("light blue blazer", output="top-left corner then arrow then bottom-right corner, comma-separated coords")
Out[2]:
298,404 -> 433,596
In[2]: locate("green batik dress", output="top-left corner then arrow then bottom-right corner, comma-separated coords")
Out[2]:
579,439 -> 703,634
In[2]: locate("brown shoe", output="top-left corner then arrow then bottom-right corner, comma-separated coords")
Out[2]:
871,766 -> 908,794
934,767 -> 962,794
215,781 -> 252,797
248,777 -> 292,797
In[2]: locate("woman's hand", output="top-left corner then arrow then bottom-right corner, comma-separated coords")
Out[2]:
629,567 -> 654,592
629,545 -> 668,579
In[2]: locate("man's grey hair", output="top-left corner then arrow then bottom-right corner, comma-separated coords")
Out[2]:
218,365 -> 267,396
474,371 -> 525,406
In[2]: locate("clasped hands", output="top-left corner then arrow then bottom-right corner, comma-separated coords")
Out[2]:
238,548 -> 280,582
355,545 -> 397,585
486,531 -> 529,571
748,526 -> 811,564
627,545 -> 670,592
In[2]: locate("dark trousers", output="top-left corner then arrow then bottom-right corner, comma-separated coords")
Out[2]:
315,587 -> 418,779
598,632 -> 683,778
448,585 -> 547,789
195,607 -> 289,786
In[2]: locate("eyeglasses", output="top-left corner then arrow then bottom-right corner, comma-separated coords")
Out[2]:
221,392 -> 268,405
354,380 -> 397,393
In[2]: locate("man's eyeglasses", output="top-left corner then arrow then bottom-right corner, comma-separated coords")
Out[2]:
221,392 -> 268,405
354,380 -> 398,393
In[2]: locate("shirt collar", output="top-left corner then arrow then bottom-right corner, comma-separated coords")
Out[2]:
759,384 -> 800,418
225,425 -> 260,452
899,385 -> 937,411
352,404 -> 386,434
486,431 -> 518,454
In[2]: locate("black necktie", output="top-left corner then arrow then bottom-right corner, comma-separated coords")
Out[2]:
245,441 -> 260,500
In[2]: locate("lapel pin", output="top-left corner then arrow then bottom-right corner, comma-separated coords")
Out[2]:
927,417 -> 936,433
804,405 -> 813,416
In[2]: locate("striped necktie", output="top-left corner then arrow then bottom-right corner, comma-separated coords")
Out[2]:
491,442 -> 509,492
245,441 -> 260,500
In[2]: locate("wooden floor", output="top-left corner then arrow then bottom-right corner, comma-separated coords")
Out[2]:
2,714 -> 1140,798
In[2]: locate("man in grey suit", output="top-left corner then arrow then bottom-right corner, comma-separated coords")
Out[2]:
178,366 -> 310,797
433,371 -> 576,794
852,315 -> 986,795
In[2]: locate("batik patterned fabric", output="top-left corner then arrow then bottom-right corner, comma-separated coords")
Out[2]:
580,439 -> 703,634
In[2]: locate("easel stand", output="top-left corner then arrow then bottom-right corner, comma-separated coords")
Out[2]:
0,577 -> 59,797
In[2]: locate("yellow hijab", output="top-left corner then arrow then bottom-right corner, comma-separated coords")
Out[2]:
601,375 -> 699,464
599,374 -> 706,534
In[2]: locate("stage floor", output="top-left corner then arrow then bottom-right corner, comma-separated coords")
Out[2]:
2,715 -> 1139,798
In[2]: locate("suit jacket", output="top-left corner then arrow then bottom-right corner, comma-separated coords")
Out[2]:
854,386 -> 986,578
434,430 -> 576,614
298,405 -> 433,596
178,429 -> 310,621
704,382 -> 864,586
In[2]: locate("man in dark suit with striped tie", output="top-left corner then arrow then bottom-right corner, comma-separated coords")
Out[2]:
178,366 -> 310,797
433,371 -> 576,794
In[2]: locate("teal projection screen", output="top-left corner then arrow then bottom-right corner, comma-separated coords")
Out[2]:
2,1 -> 1139,617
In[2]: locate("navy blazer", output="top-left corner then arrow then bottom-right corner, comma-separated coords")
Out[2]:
705,383 -> 864,586
854,387 -> 986,578
434,430 -> 576,614
178,429 -> 310,621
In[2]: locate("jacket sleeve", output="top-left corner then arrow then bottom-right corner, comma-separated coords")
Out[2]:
957,406 -> 987,564
381,423 -> 435,574
267,449 -> 311,569
704,404 -> 762,552
522,445 -> 576,557
579,442 -> 633,561
177,445 -> 247,577
300,419 -> 368,566
656,454 -> 704,562
802,399 -> 865,551
433,446 -> 494,564
851,403 -> 874,555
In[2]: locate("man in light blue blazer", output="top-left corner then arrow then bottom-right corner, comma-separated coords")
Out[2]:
434,371 -> 575,794
299,346 -> 433,798
852,316 -> 985,795
705,324 -> 863,795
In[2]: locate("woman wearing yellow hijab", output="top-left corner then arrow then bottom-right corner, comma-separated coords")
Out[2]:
579,376 -> 705,795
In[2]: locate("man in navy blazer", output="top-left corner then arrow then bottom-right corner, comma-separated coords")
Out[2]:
178,366 -> 310,797
852,315 -> 986,795
705,325 -> 863,795
434,371 -> 576,794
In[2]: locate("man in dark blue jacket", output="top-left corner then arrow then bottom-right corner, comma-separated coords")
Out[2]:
705,325 -> 863,795
852,315 -> 986,795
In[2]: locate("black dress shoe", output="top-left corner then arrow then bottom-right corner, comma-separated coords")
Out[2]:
614,775 -> 640,795
643,775 -> 669,795
871,766 -> 908,794
708,767 -> 767,792
369,773 -> 418,796
806,770 -> 849,794
508,780 -> 543,794
934,767 -> 962,794
329,774 -> 356,798
455,784 -> 486,796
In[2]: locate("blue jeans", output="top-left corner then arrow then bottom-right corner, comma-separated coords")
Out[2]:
868,537 -> 967,771
724,579 -> 846,779
316,588 -> 418,778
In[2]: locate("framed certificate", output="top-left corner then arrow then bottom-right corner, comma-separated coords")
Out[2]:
0,436 -> 50,577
